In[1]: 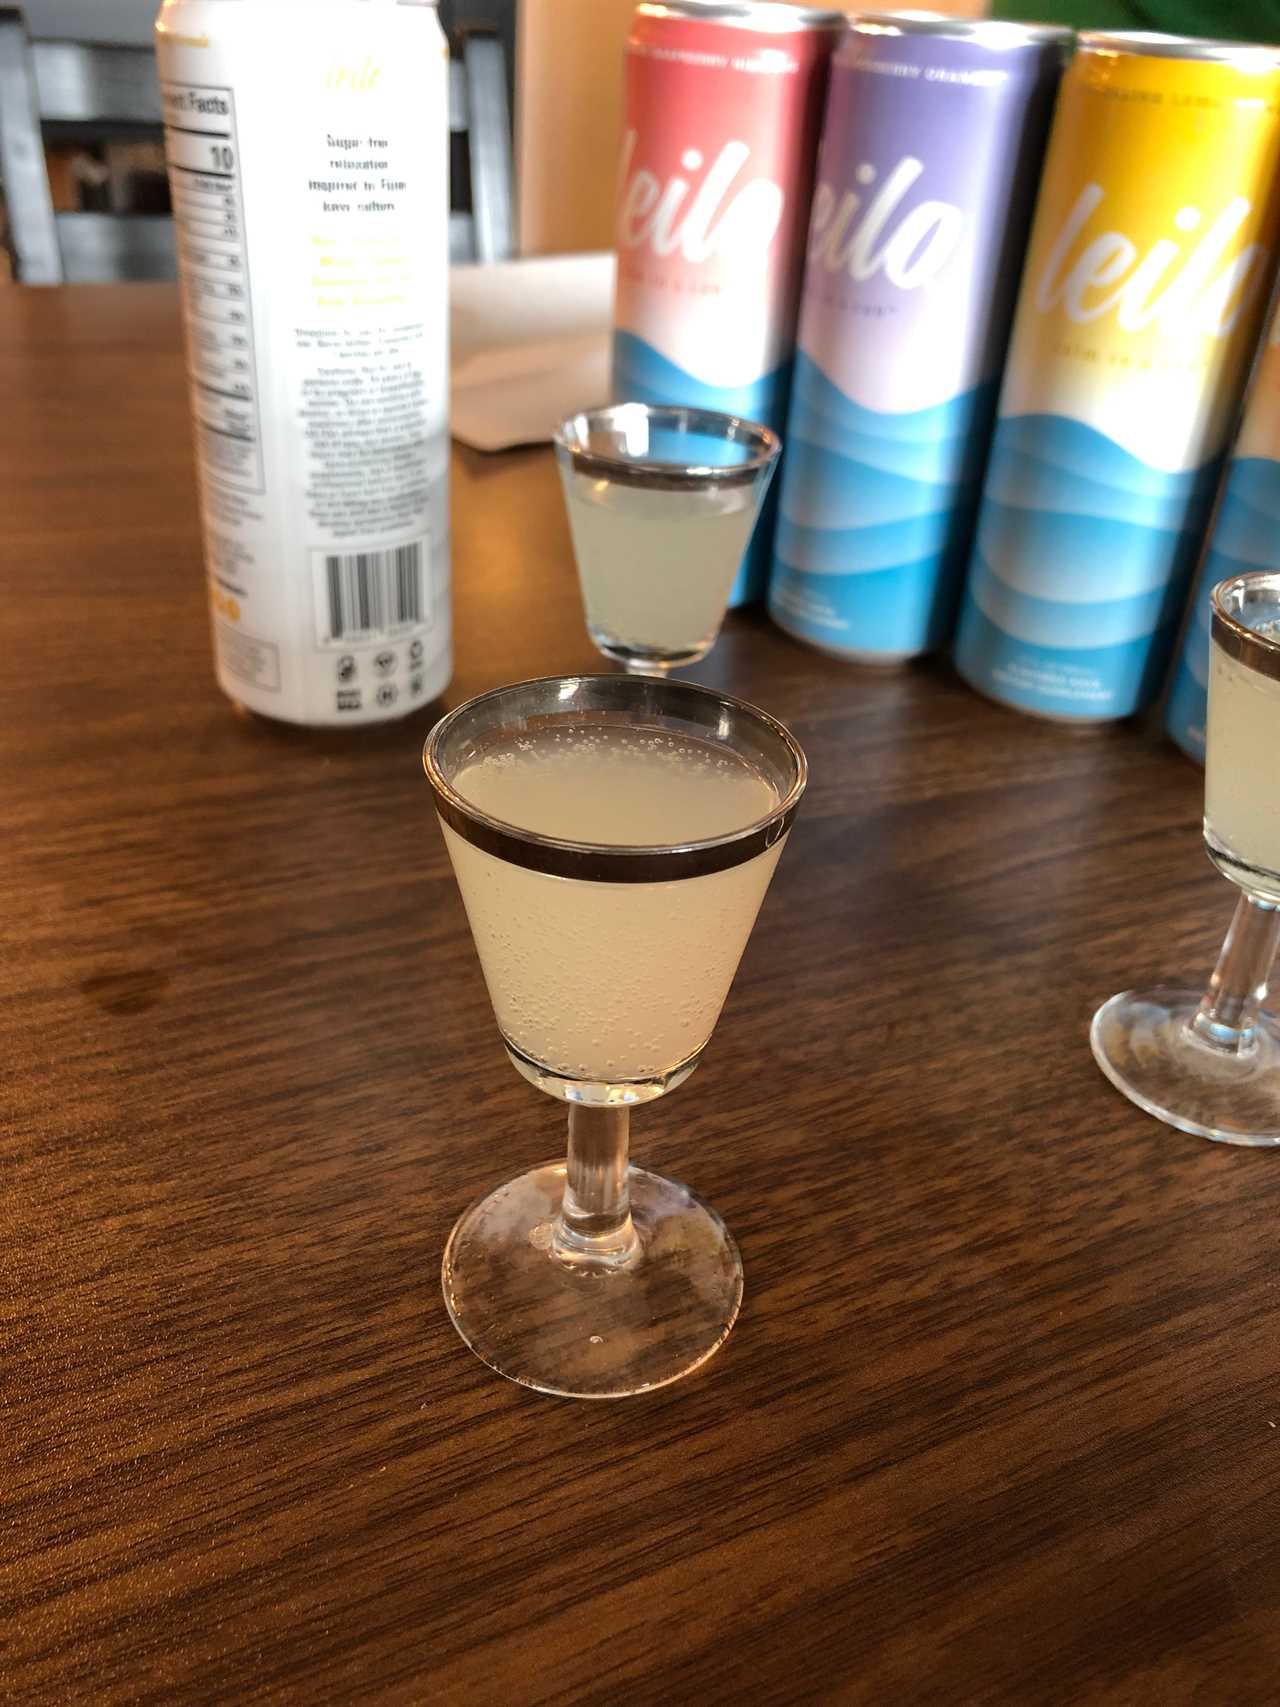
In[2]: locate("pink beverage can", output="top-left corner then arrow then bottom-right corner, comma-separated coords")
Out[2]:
611,0 -> 843,605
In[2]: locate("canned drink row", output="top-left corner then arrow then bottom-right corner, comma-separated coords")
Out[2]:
610,9 -> 1280,730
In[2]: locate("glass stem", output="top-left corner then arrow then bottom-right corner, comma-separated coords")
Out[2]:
1190,893 -> 1280,1055
552,1104 -> 639,1269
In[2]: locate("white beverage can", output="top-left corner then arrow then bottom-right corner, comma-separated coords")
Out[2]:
155,0 -> 451,726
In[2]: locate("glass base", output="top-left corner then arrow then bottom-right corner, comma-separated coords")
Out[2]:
1091,987 -> 1280,1146
441,1162 -> 743,1399
589,629 -> 709,676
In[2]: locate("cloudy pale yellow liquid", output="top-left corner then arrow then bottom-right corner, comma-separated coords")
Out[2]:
1205,639 -> 1280,902
562,471 -> 759,659
442,722 -> 785,1083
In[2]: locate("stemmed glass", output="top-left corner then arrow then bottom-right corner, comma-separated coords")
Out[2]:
1092,572 -> 1280,1144
423,673 -> 806,1397
553,403 -> 781,675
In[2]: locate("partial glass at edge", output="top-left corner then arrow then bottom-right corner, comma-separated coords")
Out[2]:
553,403 -> 781,676
1091,572 -> 1280,1145
423,674 -> 807,1397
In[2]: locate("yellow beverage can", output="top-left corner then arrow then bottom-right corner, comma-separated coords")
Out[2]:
955,33 -> 1280,722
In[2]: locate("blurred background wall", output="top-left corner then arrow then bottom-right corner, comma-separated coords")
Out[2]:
32,0 -> 1268,269
17,0 -> 993,262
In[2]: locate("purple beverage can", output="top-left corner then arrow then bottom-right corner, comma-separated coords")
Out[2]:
768,15 -> 1068,661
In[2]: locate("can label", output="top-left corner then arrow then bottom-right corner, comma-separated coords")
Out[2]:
768,26 -> 1062,660
610,6 -> 837,603
954,41 -> 1280,721
1166,295 -> 1280,760
158,2 -> 450,725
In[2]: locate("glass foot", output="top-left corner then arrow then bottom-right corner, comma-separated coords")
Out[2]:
588,630 -> 702,676
1091,987 -> 1280,1146
441,1162 -> 743,1399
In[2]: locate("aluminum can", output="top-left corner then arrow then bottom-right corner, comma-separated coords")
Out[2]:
1165,290 -> 1280,761
156,0 -> 451,726
611,0 -> 843,605
953,32 -> 1280,722
769,15 -> 1068,662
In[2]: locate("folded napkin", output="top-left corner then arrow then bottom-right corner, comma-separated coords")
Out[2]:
450,252 -> 615,452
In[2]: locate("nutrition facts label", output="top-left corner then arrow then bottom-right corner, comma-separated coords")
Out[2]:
161,81 -> 263,493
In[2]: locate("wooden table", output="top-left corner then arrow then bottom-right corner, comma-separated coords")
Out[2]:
4,285 -> 1278,1707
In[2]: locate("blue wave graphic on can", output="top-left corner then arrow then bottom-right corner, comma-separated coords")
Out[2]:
768,354 -> 997,658
612,330 -> 791,607
954,413 -> 1221,720
1164,456 -> 1280,761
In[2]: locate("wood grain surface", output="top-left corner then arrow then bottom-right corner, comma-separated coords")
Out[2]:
2,285 -> 1278,1707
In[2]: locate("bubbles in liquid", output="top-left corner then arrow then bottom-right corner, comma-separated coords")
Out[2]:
443,723 -> 787,1082
453,720 -> 779,846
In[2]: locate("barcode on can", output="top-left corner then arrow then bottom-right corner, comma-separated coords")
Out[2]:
314,540 -> 432,646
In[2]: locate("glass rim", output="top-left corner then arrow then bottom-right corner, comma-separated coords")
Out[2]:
552,402 -> 781,493
422,674 -> 807,884
1211,572 -> 1280,684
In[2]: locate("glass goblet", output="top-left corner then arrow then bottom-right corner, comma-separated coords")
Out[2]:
1092,572 -> 1280,1144
423,673 -> 806,1397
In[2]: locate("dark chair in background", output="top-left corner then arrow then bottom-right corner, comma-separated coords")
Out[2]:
0,5 -> 171,282
450,24 -> 514,265
0,3 -> 514,284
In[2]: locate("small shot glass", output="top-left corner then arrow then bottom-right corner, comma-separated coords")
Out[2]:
554,402 -> 781,675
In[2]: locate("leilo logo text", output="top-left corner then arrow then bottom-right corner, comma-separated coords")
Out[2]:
1036,184 -> 1270,338
616,129 -> 785,262
806,157 -> 965,291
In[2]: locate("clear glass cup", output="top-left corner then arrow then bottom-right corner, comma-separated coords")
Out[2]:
423,673 -> 806,1397
553,402 -> 781,676
1092,572 -> 1280,1145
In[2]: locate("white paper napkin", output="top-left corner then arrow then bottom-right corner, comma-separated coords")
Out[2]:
450,252 -> 615,452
